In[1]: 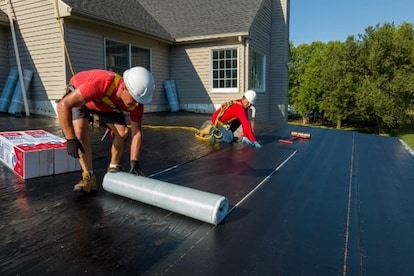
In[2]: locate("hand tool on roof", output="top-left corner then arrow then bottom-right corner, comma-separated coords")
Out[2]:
278,131 -> 311,144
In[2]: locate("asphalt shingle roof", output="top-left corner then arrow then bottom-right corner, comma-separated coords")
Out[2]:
61,0 -> 172,40
139,0 -> 264,39
61,0 -> 265,41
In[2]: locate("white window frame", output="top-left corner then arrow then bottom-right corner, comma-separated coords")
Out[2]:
104,38 -> 152,75
210,47 -> 239,93
251,51 -> 266,92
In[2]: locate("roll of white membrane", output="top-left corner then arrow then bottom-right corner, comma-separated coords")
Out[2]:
102,172 -> 229,225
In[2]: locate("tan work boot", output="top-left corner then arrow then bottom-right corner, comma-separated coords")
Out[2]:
73,172 -> 97,192
107,165 -> 123,173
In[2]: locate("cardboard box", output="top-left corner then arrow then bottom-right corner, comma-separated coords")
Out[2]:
21,130 -> 80,175
48,142 -> 80,175
0,130 -> 80,179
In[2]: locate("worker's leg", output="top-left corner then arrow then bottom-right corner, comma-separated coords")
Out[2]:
107,123 -> 129,167
229,119 -> 241,132
73,118 -> 93,172
98,112 -> 128,172
72,106 -> 96,192
216,125 -> 234,143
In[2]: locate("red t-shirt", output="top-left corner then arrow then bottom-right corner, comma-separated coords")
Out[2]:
211,99 -> 256,142
69,69 -> 143,123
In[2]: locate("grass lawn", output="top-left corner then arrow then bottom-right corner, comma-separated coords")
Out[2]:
386,124 -> 414,150
399,133 -> 414,150
390,124 -> 414,151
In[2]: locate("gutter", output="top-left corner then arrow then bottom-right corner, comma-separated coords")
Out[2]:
174,32 -> 249,44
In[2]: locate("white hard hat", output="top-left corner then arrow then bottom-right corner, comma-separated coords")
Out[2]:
123,66 -> 155,104
243,90 -> 256,105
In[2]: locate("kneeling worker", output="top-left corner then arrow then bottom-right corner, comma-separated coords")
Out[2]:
196,90 -> 262,148
57,66 -> 155,192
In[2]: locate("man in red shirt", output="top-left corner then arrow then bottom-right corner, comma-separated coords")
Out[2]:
196,90 -> 262,148
57,66 -> 155,193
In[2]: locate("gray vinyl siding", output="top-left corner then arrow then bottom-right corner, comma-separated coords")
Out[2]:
65,21 -> 105,74
147,42 -> 170,111
269,0 -> 289,124
0,27 -> 9,91
65,20 -> 170,111
170,44 -> 214,104
1,0 -> 65,105
170,39 -> 246,114
248,0 -> 289,124
249,0 -> 272,121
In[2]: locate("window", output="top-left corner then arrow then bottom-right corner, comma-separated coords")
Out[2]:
211,48 -> 238,92
105,39 -> 151,75
251,51 -> 265,91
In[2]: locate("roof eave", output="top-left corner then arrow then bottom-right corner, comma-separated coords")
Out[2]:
62,8 -> 174,44
174,32 -> 249,44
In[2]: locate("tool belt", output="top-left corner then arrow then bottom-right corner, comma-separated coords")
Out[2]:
195,120 -> 234,143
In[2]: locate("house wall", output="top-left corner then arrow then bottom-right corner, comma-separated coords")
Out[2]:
269,0 -> 290,124
64,23 -> 105,73
248,0 -> 273,122
1,0 -> 289,121
0,1 -> 171,116
168,0 -> 290,124
0,0 -> 66,116
64,20 -> 171,113
0,26 -> 9,91
169,39 -> 246,114
247,0 -> 289,124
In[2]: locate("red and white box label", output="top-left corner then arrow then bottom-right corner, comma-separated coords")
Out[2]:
0,130 -> 80,179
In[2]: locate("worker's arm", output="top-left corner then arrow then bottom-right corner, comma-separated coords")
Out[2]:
129,120 -> 145,175
238,108 -> 262,148
237,110 -> 256,142
129,120 -> 142,161
57,89 -> 87,158
57,88 -> 85,140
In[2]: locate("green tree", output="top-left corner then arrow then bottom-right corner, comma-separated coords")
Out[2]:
356,23 -> 414,132
289,22 -> 414,131
319,39 -> 359,128
288,42 -> 315,111
292,42 -> 325,122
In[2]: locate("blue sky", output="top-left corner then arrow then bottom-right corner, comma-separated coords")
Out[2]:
290,0 -> 414,45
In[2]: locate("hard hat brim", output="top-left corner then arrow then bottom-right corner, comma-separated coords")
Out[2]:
136,93 -> 153,104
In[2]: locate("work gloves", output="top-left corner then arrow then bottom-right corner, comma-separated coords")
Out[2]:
241,136 -> 253,146
252,141 -> 262,148
129,160 -> 146,176
241,137 -> 262,149
66,138 -> 84,158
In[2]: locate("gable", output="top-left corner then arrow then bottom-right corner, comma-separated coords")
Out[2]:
139,0 -> 265,41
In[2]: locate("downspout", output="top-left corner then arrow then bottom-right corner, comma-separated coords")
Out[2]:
243,37 -> 255,118
242,36 -> 249,92
6,0 -> 30,116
